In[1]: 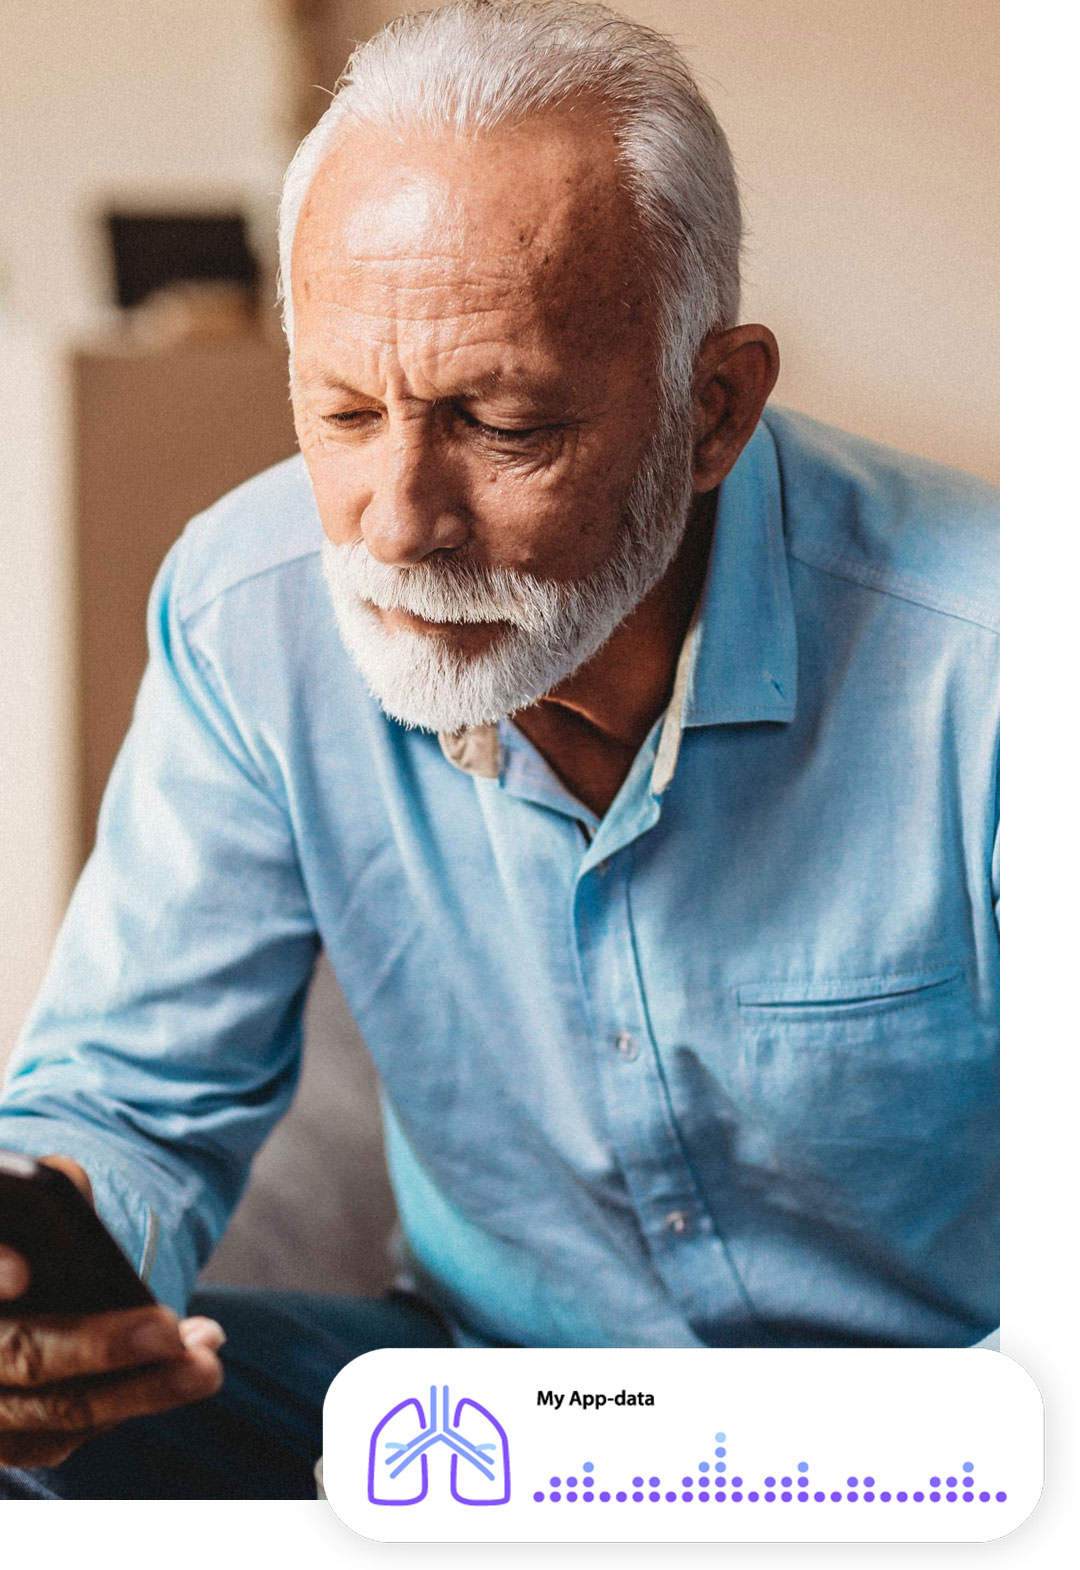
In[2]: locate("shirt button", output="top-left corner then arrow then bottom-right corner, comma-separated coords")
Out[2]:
664,1210 -> 691,1236
614,1031 -> 640,1061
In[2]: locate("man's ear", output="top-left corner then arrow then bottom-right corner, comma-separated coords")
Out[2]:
689,324 -> 780,493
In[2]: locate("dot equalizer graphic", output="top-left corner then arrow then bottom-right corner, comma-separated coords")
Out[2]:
529,1434 -> 1007,1505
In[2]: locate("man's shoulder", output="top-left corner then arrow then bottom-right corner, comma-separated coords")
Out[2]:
167,454 -> 324,623
762,406 -> 998,634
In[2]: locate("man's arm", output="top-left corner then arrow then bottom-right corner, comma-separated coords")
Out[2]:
0,530 -> 320,1312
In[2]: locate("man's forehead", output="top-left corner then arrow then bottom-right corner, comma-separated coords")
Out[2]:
292,112 -> 643,295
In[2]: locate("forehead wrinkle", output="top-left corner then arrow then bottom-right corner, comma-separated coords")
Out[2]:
304,308 -> 564,405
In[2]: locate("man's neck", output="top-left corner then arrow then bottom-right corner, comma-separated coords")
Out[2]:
512,491 -> 716,816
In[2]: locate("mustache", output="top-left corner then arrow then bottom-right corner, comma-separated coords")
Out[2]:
323,540 -> 575,634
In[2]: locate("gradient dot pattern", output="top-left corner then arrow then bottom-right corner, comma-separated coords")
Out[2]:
529,1445 -> 1007,1506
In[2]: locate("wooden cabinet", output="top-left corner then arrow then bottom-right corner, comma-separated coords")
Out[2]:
72,333 -> 298,859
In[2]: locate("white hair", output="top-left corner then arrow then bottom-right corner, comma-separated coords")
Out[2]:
277,0 -> 742,396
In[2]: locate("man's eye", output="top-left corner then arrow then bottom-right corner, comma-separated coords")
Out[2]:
457,408 -> 543,445
479,423 -> 540,443
325,409 -> 380,428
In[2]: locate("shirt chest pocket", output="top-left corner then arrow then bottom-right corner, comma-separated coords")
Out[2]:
733,965 -> 994,1150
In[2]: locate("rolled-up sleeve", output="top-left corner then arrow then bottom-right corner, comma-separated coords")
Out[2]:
0,538 -> 319,1313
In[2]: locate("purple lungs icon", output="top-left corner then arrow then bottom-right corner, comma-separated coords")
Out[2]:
367,1384 -> 510,1506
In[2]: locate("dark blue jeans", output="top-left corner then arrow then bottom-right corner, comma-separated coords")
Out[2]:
0,1286 -> 452,1499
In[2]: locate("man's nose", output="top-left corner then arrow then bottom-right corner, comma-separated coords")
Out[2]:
361,421 -> 470,566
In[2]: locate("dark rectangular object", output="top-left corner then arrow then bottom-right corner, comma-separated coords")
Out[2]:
0,1149 -> 155,1315
106,211 -> 258,310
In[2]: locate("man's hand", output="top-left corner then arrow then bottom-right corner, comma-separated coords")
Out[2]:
0,1157 -> 225,1468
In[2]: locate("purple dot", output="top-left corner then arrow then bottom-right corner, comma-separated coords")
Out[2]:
615,1492 -> 626,1502
864,1492 -> 875,1502
632,1491 -> 643,1503
567,1476 -> 578,1488
682,1492 -> 693,1502
682,1476 -> 693,1487
765,1491 -> 776,1502
765,1476 -> 776,1487
566,1492 -> 577,1503
698,1492 -> 709,1502
996,1492 -> 1007,1502
649,1476 -> 660,1488
583,1492 -> 594,1503
831,1491 -> 842,1502
880,1492 -> 891,1502
781,1476 -> 792,1487
732,1476 -> 743,1487
732,1491 -> 743,1502
550,1491 -> 561,1503
665,1491 -> 676,1502
533,1492 -> 544,1502
632,1476 -> 643,1488
600,1492 -> 611,1502
930,1492 -> 941,1502
847,1476 -> 858,1487
649,1491 -> 660,1502
550,1477 -> 561,1488
863,1477 -> 874,1487
798,1492 -> 808,1502
847,1491 -> 858,1502
814,1491 -> 825,1502
946,1477 -> 956,1487
913,1492 -> 924,1502
715,1491 -> 725,1502
748,1491 -> 759,1502
897,1492 -> 908,1502
978,1491 -> 989,1502
963,1492 -> 973,1502
947,1492 -> 957,1502
781,1491 -> 792,1502
930,1476 -> 940,1487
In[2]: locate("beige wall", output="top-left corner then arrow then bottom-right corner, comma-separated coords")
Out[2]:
624,0 -> 998,483
0,1 -> 294,1065
0,0 -> 292,338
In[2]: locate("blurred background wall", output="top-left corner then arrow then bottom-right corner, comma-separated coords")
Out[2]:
0,0 -> 997,1070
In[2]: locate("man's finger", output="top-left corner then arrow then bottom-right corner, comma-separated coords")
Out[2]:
0,1427 -> 101,1469
0,1306 -> 186,1387
0,1344 -> 224,1434
0,1246 -> 30,1302
179,1316 -> 227,1353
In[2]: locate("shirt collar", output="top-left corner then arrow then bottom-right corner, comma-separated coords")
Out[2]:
682,411 -> 797,729
440,411 -> 797,787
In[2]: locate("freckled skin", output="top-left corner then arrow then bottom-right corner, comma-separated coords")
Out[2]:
290,108 -> 779,812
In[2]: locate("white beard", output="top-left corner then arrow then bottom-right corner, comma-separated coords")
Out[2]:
321,402 -> 694,732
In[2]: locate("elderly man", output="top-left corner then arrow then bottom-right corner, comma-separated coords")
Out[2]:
0,0 -> 996,1500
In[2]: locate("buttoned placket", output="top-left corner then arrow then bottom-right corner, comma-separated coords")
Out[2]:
570,801 -> 756,1329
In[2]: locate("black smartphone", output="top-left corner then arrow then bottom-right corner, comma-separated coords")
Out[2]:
0,1148 -> 155,1315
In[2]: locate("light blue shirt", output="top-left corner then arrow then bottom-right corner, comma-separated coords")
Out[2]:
0,407 -> 998,1347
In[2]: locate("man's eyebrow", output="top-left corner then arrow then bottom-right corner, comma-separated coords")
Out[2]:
297,366 -> 580,412
299,371 -> 372,397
